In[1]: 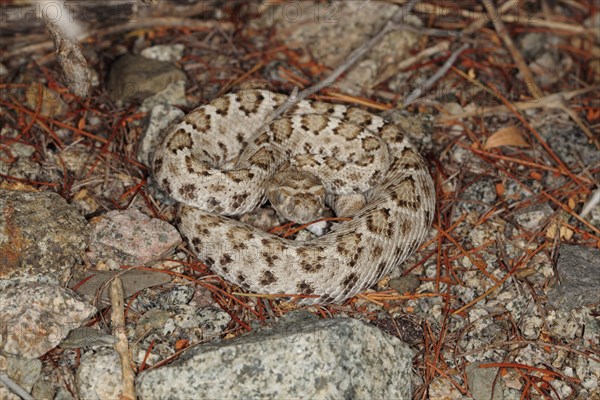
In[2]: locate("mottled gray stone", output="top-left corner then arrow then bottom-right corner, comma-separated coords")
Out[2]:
0,139 -> 40,182
0,189 -> 91,286
75,349 -> 122,400
0,283 -> 96,358
196,306 -> 232,339
466,362 -> 504,400
137,312 -> 414,399
547,245 -> 600,311
457,176 -> 497,216
0,154 -> 40,182
542,124 -> 600,167
514,204 -> 553,230
141,44 -> 185,62
155,284 -> 195,307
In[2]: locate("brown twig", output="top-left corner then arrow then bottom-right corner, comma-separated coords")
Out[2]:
403,43 -> 469,107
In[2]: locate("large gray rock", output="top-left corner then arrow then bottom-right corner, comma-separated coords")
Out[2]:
0,189 -> 91,286
547,244 -> 600,311
137,312 -> 414,399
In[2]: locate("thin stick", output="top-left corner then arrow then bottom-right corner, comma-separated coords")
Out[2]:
462,0 -> 517,35
390,1 -> 589,34
403,43 -> 469,108
481,0 -> 542,99
370,40 -> 450,89
580,188 -> 600,218
110,277 -> 136,400
436,85 -> 600,122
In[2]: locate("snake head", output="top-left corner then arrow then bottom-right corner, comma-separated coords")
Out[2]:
266,169 -> 326,224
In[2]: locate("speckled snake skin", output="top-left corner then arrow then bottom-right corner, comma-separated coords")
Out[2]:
153,90 -> 435,304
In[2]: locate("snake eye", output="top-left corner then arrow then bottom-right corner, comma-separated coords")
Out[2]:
276,192 -> 286,205
273,188 -> 291,205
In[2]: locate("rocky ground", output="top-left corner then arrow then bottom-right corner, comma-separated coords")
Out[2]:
1,1 -> 599,399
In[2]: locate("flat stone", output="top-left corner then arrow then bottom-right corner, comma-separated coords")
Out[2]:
71,269 -> 172,304
389,274 -> 421,294
60,327 -> 115,349
547,245 -> 600,311
466,362 -> 504,400
139,80 -> 188,112
107,54 -> 186,103
137,312 -> 414,399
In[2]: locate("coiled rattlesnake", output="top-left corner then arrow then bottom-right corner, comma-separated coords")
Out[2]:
153,90 -> 435,304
